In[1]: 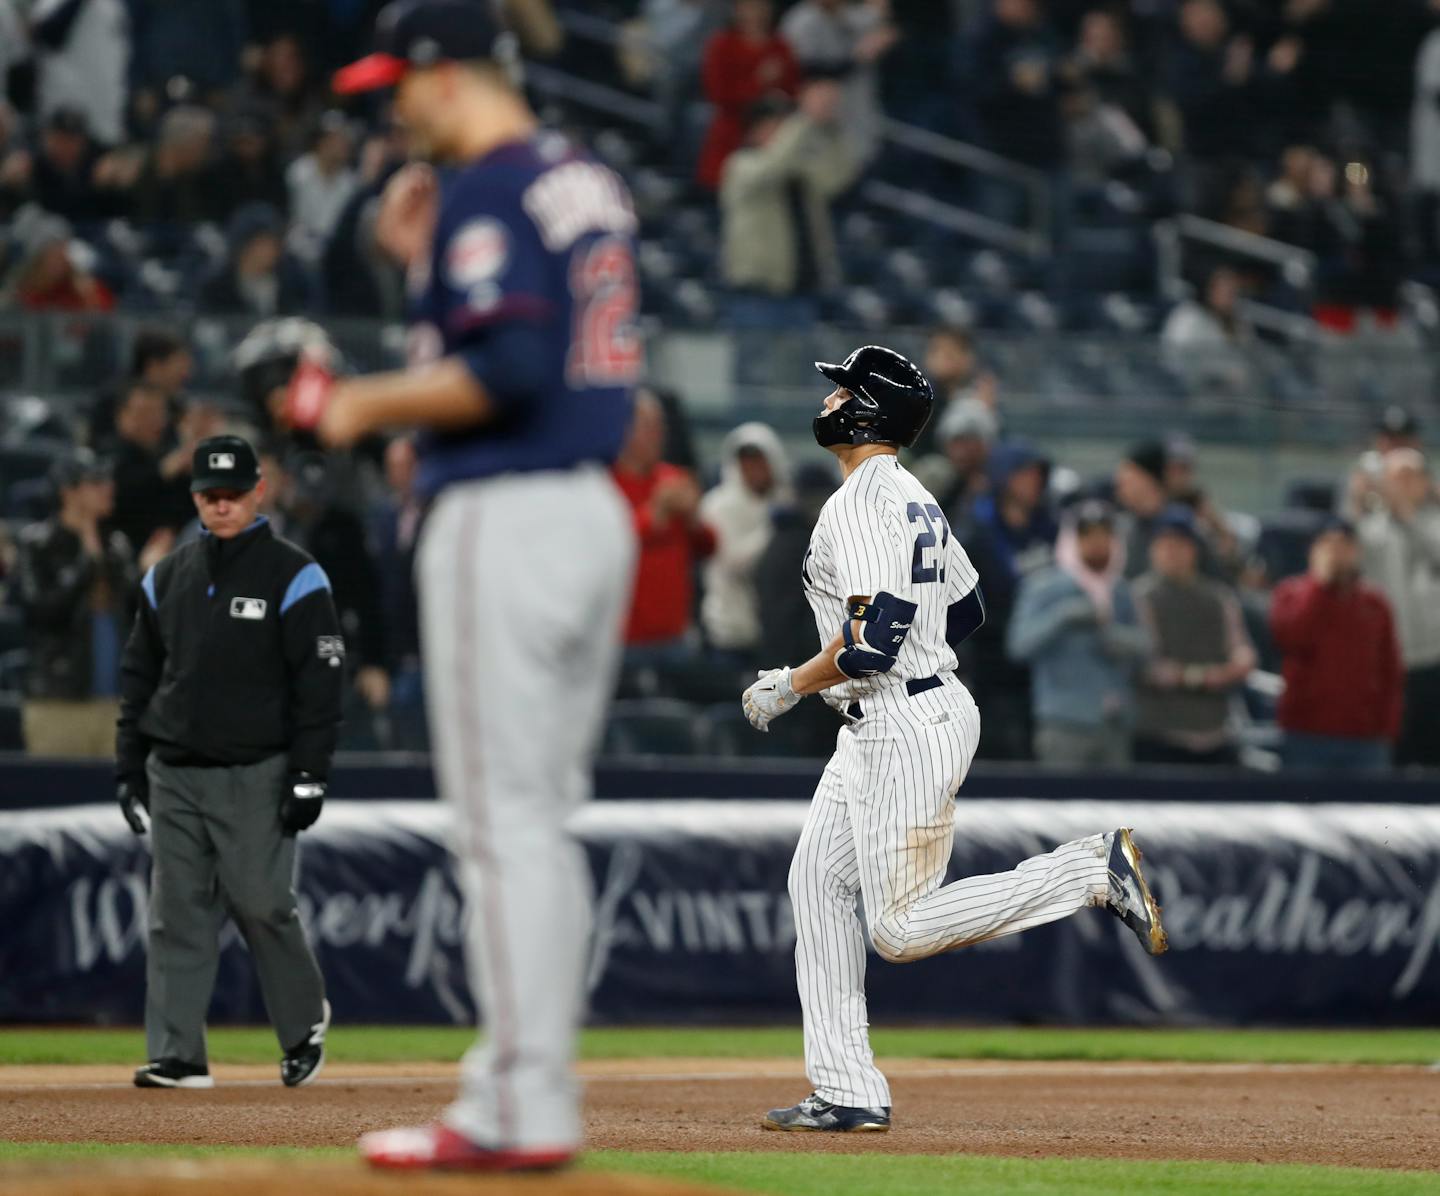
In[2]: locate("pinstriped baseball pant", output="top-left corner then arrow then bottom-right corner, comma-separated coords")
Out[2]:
789,679 -> 1111,1108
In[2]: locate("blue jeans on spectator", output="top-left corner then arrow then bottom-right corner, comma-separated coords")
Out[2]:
1281,732 -> 1391,774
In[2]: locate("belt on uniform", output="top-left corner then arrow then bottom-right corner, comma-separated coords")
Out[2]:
843,673 -> 945,723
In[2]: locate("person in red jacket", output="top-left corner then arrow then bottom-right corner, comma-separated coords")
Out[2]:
696,0 -> 801,192
1270,519 -> 1403,773
612,390 -> 716,656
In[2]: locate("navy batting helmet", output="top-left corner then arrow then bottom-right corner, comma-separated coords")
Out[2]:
811,345 -> 935,450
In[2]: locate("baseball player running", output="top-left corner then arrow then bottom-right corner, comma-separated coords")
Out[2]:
314,0 -> 639,1171
742,345 -> 1167,1133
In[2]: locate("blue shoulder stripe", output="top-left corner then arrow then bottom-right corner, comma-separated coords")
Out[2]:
141,566 -> 158,611
281,562 -> 331,616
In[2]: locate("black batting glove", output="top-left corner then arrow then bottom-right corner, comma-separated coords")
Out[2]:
118,779 -> 149,836
280,770 -> 326,835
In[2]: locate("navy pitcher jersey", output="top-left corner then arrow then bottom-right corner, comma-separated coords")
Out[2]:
407,133 -> 641,497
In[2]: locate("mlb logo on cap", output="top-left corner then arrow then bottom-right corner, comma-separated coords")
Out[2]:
192,435 -> 261,493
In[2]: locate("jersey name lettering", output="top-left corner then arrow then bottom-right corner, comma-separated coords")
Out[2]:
523,162 -> 637,253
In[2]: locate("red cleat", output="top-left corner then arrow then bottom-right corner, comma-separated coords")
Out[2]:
358,1122 -> 575,1172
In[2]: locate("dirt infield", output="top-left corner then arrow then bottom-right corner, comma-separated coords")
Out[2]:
0,1158 -> 744,1196
3,1059 -> 1439,1172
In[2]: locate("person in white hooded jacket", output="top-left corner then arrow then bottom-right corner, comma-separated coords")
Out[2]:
700,422 -> 792,661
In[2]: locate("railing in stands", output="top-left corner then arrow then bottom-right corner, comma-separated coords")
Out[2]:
544,13 -> 1053,257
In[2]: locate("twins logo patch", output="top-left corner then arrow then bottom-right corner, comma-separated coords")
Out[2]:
446,219 -> 508,290
317,635 -> 346,668
230,597 -> 267,620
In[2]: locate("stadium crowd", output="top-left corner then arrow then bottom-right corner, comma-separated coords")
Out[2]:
0,0 -> 1438,772
2,316 -> 1436,774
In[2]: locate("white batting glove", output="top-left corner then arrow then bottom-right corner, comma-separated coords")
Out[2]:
742,666 -> 801,732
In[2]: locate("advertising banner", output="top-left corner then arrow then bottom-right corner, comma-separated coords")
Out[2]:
2,800 -> 1438,1025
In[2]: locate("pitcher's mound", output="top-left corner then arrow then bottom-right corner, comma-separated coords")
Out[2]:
0,1159 -> 742,1196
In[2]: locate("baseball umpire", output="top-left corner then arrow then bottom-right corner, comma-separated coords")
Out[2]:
116,433 -> 343,1090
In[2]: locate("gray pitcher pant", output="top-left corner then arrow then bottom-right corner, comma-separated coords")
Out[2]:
144,753 -> 326,1067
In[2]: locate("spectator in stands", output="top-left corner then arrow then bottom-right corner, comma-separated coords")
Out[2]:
697,0 -> 800,192
1163,432 -> 1243,578
911,397 -> 996,522
699,421 -> 791,666
129,105 -> 225,228
90,326 -> 195,451
278,451 -> 391,726
369,436 -> 427,749
12,448 -> 135,757
287,111 -> 358,264
1166,0 -> 1296,165
1008,500 -> 1149,767
0,210 -> 114,312
217,106 -> 291,218
1270,518 -> 1402,773
1358,449 -> 1440,768
1161,265 -> 1254,397
31,0 -> 129,147
639,0 -> 728,167
1067,8 -> 1149,135
30,107 -> 116,224
970,0 -> 1065,171
720,83 -> 858,320
322,128 -> 408,318
1132,505 -> 1256,766
780,0 -> 897,166
199,203 -> 312,317
914,325 -> 998,457
612,390 -> 716,663
1302,158 -> 1405,335
754,459 -> 843,755
1264,143 -> 1318,243
1114,439 -> 1169,578
1345,406 -> 1423,520
236,32 -> 324,159
961,440 -> 1057,760
109,383 -> 221,558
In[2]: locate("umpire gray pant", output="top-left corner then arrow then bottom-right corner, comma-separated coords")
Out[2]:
144,753 -> 326,1066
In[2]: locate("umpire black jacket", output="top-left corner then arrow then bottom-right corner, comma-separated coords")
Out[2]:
116,517 -> 344,782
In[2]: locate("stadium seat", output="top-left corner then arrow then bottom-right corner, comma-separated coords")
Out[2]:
603,698 -> 705,756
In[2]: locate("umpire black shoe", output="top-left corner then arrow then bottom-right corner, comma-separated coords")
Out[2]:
1106,828 -> 1169,955
134,1059 -> 213,1089
281,998 -> 332,1088
763,1093 -> 890,1132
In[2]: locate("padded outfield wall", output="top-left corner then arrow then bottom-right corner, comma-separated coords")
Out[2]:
2,797 -> 1438,1027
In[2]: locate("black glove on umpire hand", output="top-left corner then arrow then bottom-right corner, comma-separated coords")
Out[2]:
280,771 -> 326,835
117,779 -> 149,835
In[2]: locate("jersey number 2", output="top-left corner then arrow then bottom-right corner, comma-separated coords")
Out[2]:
907,502 -> 949,584
568,235 -> 642,386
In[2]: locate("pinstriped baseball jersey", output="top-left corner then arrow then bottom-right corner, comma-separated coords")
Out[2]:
802,453 -> 979,706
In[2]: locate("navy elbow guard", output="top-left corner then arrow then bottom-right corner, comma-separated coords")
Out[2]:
834,591 -> 918,679
947,585 -> 986,647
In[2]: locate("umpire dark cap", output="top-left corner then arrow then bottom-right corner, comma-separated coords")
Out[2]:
50,446 -> 110,490
333,0 -> 505,93
191,435 -> 261,493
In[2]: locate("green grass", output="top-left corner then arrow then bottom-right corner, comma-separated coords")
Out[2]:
1,1025 -> 1437,1068
1,1143 -> 1434,1195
